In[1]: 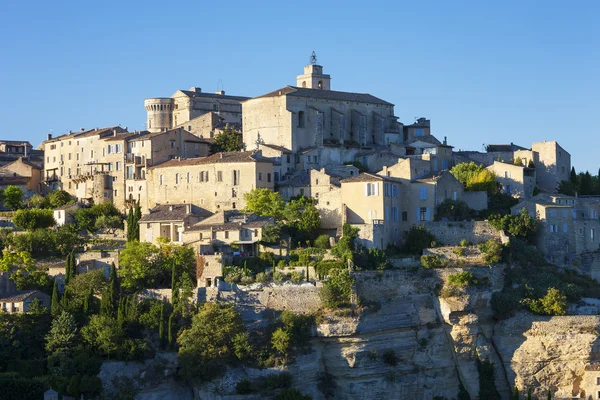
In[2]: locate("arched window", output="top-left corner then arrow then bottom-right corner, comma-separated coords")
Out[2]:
318,80 -> 323,89
302,81 -> 306,88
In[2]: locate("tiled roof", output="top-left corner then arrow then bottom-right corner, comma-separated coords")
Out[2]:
261,144 -> 292,153
188,210 -> 272,232
1,157 -> 42,170
412,171 -> 447,183
176,90 -> 250,102
139,204 -> 212,223
486,143 -> 528,152
150,151 -> 272,169
0,290 -> 47,303
54,202 -> 80,211
0,140 -> 32,146
251,86 -> 393,106
341,173 -> 403,184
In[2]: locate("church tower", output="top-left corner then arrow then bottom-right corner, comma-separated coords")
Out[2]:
296,51 -> 331,90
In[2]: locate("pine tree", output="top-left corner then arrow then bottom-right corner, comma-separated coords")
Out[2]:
51,280 -> 60,316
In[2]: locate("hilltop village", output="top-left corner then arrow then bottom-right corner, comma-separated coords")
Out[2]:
2,54 -> 600,400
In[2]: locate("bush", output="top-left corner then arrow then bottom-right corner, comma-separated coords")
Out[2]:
420,255 -> 448,269
403,226 -> 437,255
13,209 -> 56,231
382,349 -> 398,366
479,240 -> 502,264
240,275 -> 255,285
314,234 -> 331,249
522,287 -> 567,316
460,239 -> 469,247
273,271 -> 286,283
320,269 -> 354,308
440,285 -> 463,298
255,272 -> 270,283
290,270 -> 304,283
234,372 -> 293,395
453,247 -> 466,257
435,199 -> 476,221
448,272 -> 478,288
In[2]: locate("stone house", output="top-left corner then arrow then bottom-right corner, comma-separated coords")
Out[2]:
256,143 -> 294,183
53,203 -> 80,226
145,87 -> 249,134
0,157 -> 43,195
487,161 -> 536,198
0,140 -> 43,168
408,171 -> 465,227
139,203 -> 211,245
242,56 -> 403,172
278,165 -> 358,201
173,111 -> 242,142
0,290 -> 50,313
512,194 -> 600,264
42,127 -> 207,210
147,151 -> 275,212
182,210 -> 274,257
340,173 -> 403,249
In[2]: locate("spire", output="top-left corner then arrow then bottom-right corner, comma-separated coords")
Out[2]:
310,50 -> 318,65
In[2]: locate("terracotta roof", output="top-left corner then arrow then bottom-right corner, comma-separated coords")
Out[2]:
251,86 -> 393,106
412,171 -> 451,183
261,144 -> 292,153
1,157 -> 42,170
0,140 -> 32,146
188,210 -> 272,232
0,290 -> 47,303
341,173 -> 403,184
150,151 -> 272,169
139,204 -> 212,223
486,143 -> 528,152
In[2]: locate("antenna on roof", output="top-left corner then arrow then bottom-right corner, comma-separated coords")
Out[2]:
217,79 -> 224,92
310,50 -> 318,65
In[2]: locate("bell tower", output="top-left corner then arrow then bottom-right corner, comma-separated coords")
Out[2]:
296,51 -> 331,90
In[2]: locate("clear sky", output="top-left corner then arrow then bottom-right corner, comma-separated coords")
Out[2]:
1,1 -> 598,172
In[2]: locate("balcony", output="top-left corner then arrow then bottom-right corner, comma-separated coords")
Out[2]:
126,153 -> 144,165
44,175 -> 59,182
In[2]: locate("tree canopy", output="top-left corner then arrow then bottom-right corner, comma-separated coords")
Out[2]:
209,124 -> 242,154
13,208 -> 56,231
243,188 -> 285,219
3,185 -> 23,210
450,162 -> 501,195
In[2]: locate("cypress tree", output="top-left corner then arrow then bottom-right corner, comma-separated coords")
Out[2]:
171,260 -> 180,314
126,205 -> 134,242
100,288 -> 113,317
133,202 -> 141,241
70,251 -> 77,281
51,280 -> 60,316
167,312 -> 174,347
512,386 -> 519,400
117,297 -> 125,326
570,167 -> 578,184
64,253 -> 72,286
159,299 -> 165,343
83,286 -> 93,314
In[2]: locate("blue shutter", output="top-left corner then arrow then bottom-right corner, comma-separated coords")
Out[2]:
426,208 -> 431,221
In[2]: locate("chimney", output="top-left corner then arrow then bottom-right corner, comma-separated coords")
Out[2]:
113,128 -> 118,136
81,128 -> 85,132
47,133 -> 52,140
444,136 -> 447,145
24,145 -> 28,158
186,204 -> 191,214
216,90 -> 226,95
189,87 -> 201,93
169,205 -> 174,211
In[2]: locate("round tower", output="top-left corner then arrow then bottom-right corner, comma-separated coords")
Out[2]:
144,98 -> 175,133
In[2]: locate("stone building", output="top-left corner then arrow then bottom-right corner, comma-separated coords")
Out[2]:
147,151 -> 274,212
145,87 -> 249,134
278,165 -> 359,201
0,157 -> 43,195
182,210 -> 274,257
42,127 -> 207,210
242,55 -> 404,172
0,290 -> 50,313
139,203 -> 211,245
487,161 -> 536,198
512,194 -> 600,264
0,140 -> 43,168
340,173 -> 403,249
53,203 -> 80,227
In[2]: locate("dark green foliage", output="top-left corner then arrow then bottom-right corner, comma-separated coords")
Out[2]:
512,386 -> 520,400
489,208 -> 538,242
420,255 -> 448,269
403,225 -> 437,255
477,358 -> 501,400
314,234 -> 331,249
167,312 -> 175,347
126,203 -> 141,242
382,349 -> 398,366
331,223 -> 359,263
5,225 -> 82,257
343,161 -> 367,173
274,388 -> 312,400
557,180 -> 578,196
0,313 -> 51,369
13,208 -> 56,230
51,280 -> 60,316
0,374 -> 47,400
435,199 -> 476,221
76,202 -> 122,233
45,311 -> 78,355
458,382 -> 471,400
485,192 -> 519,217
479,239 -> 503,264
283,196 -> 322,244
315,260 -> 344,279
261,223 -> 282,245
47,190 -> 73,208
448,271 -> 478,287
210,124 -> 242,154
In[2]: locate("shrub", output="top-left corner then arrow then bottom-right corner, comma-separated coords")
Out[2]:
460,239 -> 469,247
448,272 -> 478,288
368,350 -> 378,361
315,260 -> 344,279
435,199 -> 476,221
290,270 -> 304,283
240,275 -> 255,285
223,266 -> 244,284
255,272 -> 270,283
13,208 -> 56,231
522,287 -> 567,316
440,285 -> 463,298
382,349 -> 398,366
479,239 -> 502,264
403,226 -> 437,255
320,268 -> 354,308
453,247 -> 466,257
314,234 -> 331,249
420,255 -> 448,269
273,271 -> 286,283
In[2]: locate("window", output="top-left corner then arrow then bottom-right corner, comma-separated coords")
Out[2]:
223,231 -> 229,239
592,229 -> 596,241
549,224 -> 558,233
286,154 -> 291,163
114,190 -> 118,197
453,191 -> 457,201
298,111 -> 305,128
596,376 -> 600,385
419,207 -> 427,221
267,173 -> 271,183
364,183 -> 378,196
233,170 -> 240,186
420,186 -> 427,200
232,188 -> 237,198
187,172 -> 191,183
160,175 -> 164,185
116,162 -> 121,171
391,207 -> 398,222
300,188 -> 304,196
254,229 -> 258,237
415,128 -> 424,137
402,211 -> 408,222
384,183 -> 390,197
563,224 -> 568,233
170,140 -> 175,149
258,172 -> 262,181
217,171 -> 222,182
175,174 -> 180,184
504,171 -> 511,178
385,205 -> 390,220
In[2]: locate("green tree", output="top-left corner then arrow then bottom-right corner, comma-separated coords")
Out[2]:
28,297 -> 48,315
320,268 -> 354,308
570,166 -> 578,184
133,202 -> 141,239
95,215 -> 123,234
45,311 -> 78,354
513,157 -> 523,166
13,208 -> 56,230
64,269 -> 106,312
3,185 -> 23,210
177,302 -> 245,381
557,180 -> 578,196
540,287 -> 567,316
27,194 -> 49,209
101,264 -> 119,317
579,171 -> 593,195
209,124 -> 242,154
402,225 -> 437,255
261,223 -> 282,245
3,250 -> 52,292
271,327 -> 291,357
118,241 -> 166,291
451,162 -> 500,195
81,315 -> 122,358
51,280 -> 60,316
47,190 -> 73,208
243,188 -> 285,218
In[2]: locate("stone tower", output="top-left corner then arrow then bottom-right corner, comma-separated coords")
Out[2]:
296,51 -> 331,90
144,98 -> 175,133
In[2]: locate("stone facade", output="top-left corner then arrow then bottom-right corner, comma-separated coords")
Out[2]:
0,290 -> 51,313
147,151 -> 274,212
419,220 -> 505,245
487,160 -> 536,198
0,157 -> 43,195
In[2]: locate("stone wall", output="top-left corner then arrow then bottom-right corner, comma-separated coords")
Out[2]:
420,220 -> 503,245
461,191 -> 488,211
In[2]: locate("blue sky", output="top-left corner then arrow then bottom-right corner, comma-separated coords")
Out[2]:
1,1 -> 598,172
